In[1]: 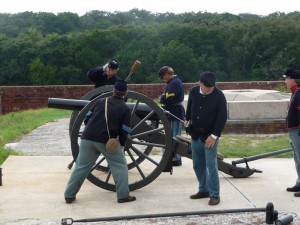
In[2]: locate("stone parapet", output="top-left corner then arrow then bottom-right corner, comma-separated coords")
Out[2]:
227,100 -> 289,120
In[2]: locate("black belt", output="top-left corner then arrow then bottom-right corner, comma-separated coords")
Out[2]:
172,102 -> 183,106
195,127 -> 206,132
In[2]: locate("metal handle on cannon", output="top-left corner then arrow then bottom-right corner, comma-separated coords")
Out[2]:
232,148 -> 292,166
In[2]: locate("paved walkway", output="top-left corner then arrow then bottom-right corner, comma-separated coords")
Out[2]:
1,119 -> 299,225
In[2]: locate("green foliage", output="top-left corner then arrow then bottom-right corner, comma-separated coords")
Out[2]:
0,10 -> 300,85
0,146 -> 19,165
218,134 -> 292,158
29,57 -> 57,85
275,84 -> 290,93
0,108 -> 71,165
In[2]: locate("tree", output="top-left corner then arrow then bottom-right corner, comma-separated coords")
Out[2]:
155,40 -> 198,82
29,58 -> 57,85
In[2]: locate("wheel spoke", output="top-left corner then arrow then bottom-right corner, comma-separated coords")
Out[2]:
131,127 -> 165,139
131,110 -> 155,133
91,156 -> 106,171
130,145 -> 159,166
131,139 -> 166,148
130,100 -> 140,118
126,148 -> 146,179
105,171 -> 112,183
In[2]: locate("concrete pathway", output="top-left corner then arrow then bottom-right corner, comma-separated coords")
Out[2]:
1,118 -> 299,224
0,156 -> 299,224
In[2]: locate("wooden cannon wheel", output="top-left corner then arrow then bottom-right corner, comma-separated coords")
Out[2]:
70,90 -> 173,191
68,86 -> 114,136
68,86 -> 157,171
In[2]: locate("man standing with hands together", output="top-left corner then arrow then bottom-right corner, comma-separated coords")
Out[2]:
184,71 -> 227,206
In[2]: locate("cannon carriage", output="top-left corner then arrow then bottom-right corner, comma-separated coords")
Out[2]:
48,60 -> 294,192
48,85 -> 263,192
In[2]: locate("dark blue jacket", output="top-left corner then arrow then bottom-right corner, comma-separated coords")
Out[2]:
160,75 -> 185,121
287,88 -> 300,129
186,85 -> 227,141
87,66 -> 120,88
82,96 -> 131,146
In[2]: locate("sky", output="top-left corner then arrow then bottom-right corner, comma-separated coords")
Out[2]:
1,0 -> 300,16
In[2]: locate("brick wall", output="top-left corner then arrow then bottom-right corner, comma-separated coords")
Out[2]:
0,81 -> 287,134
223,119 -> 286,134
0,81 -> 284,115
0,85 -> 93,114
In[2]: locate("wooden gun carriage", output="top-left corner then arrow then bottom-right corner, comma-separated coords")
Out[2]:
47,59 -> 292,192
47,85 -> 270,192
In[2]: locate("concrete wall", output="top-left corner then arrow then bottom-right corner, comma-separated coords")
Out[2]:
227,100 -> 289,120
182,96 -> 288,120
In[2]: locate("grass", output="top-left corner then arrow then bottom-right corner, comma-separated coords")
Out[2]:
0,108 -> 293,166
218,134 -> 292,158
275,83 -> 290,93
0,108 -> 71,165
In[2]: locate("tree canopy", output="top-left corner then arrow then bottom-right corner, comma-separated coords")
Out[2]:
0,10 -> 299,85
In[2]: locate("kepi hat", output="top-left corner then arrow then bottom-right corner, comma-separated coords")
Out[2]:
108,59 -> 119,70
199,71 -> 216,87
283,68 -> 300,80
114,79 -> 127,92
158,66 -> 169,78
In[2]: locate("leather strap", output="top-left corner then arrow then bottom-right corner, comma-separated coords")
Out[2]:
105,98 -> 111,139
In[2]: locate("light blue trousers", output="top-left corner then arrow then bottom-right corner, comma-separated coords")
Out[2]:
64,139 -> 129,200
171,119 -> 182,161
289,129 -> 300,187
191,137 -> 220,197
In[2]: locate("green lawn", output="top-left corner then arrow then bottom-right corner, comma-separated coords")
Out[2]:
0,108 -> 71,165
0,108 -> 292,166
218,134 -> 291,158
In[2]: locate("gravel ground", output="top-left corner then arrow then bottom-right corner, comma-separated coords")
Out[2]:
5,118 -> 72,156
3,118 -> 299,225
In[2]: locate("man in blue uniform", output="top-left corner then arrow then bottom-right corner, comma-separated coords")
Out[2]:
284,68 -> 300,197
87,58 -> 120,88
159,66 -> 185,166
184,71 -> 227,206
64,79 -> 136,204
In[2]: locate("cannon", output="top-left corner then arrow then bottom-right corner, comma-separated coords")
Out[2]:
47,60 -> 293,191
48,84 -> 267,192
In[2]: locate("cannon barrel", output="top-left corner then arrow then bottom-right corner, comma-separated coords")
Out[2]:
48,98 -> 90,111
48,97 -> 160,121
